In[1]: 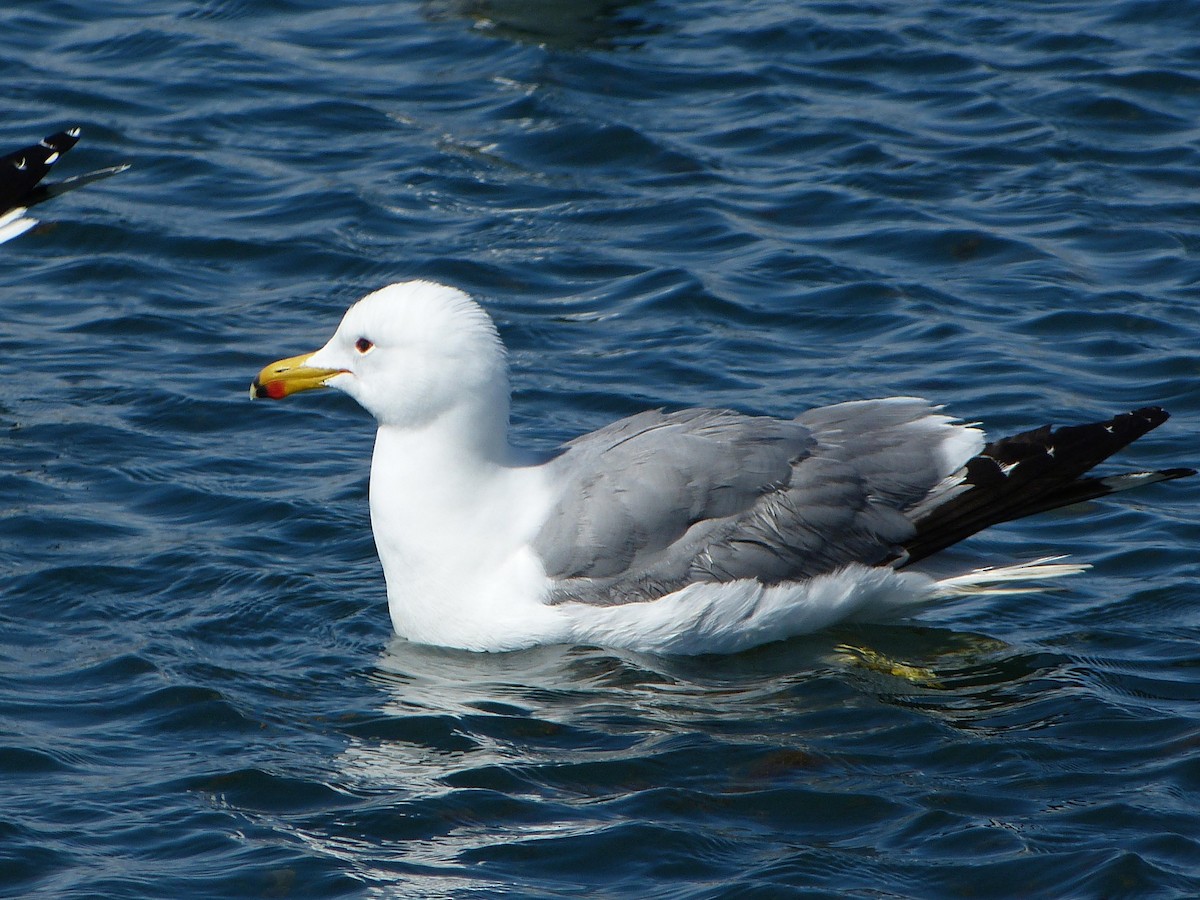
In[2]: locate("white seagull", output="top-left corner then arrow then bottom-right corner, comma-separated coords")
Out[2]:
0,126 -> 128,244
251,281 -> 1193,654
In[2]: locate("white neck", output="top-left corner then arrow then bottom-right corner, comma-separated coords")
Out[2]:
367,416 -> 562,649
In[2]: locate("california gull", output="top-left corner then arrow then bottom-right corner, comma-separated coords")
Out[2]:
251,281 -> 1193,653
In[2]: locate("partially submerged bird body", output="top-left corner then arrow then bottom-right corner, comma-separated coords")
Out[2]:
0,126 -> 128,244
252,281 -> 1193,653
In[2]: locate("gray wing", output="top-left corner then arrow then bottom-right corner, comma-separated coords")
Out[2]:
532,399 -> 981,605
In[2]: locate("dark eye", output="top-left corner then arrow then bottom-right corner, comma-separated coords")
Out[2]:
355,337 -> 374,354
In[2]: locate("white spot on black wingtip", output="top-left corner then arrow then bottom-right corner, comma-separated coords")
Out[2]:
66,127 -> 81,138
45,152 -> 59,165
13,156 -> 26,171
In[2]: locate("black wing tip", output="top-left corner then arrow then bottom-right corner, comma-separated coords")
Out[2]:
3,126 -> 127,214
1159,466 -> 1197,480
983,405 -> 1177,470
1122,405 -> 1170,432
902,405 -> 1191,565
42,126 -> 83,155
2,125 -> 88,211
1131,404 -> 1167,421
988,405 -> 1189,488
5,124 -> 84,162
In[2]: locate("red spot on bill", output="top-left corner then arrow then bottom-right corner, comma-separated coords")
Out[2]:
266,381 -> 287,399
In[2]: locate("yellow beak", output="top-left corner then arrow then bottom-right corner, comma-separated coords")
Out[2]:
250,352 -> 346,400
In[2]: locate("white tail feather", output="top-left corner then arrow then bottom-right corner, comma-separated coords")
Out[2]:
934,556 -> 1090,597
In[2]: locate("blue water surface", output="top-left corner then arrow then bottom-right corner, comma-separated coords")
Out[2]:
3,1 -> 1200,897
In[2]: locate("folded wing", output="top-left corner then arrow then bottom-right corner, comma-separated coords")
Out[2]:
534,399 -> 980,604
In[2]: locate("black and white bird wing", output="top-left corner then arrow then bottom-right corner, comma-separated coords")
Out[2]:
901,406 -> 1195,565
0,126 -> 128,245
0,127 -> 81,213
533,399 -> 982,605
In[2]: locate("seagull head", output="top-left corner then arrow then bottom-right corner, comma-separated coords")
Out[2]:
251,280 -> 510,431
